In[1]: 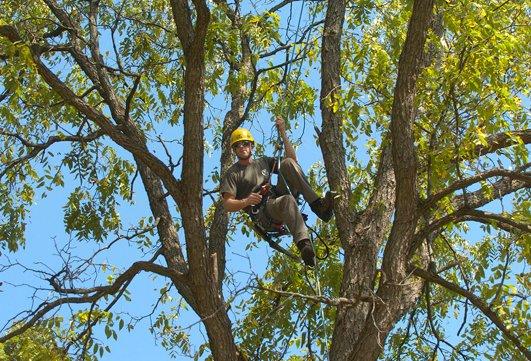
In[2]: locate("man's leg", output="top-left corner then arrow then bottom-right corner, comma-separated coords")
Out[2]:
277,158 -> 333,222
277,158 -> 319,202
265,195 -> 315,266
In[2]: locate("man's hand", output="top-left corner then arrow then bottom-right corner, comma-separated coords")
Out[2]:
223,192 -> 262,212
245,192 -> 262,206
274,115 -> 297,161
275,116 -> 286,133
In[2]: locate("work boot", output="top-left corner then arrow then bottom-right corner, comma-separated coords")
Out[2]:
296,239 -> 316,267
310,191 -> 334,222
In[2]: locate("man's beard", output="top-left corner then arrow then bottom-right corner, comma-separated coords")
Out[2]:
237,152 -> 251,161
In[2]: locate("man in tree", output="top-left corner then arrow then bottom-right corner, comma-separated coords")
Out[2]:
221,117 -> 334,267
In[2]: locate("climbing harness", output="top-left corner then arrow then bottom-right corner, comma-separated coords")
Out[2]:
248,124 -> 332,265
249,219 -> 299,261
247,141 -> 304,260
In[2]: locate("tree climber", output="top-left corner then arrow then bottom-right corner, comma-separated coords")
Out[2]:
220,116 -> 334,267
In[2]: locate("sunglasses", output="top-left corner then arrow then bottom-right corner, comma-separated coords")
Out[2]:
233,141 -> 252,149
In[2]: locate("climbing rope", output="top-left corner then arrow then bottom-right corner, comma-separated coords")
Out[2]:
283,0 -> 309,117
281,0 -> 320,146
249,3 -> 332,355
306,222 -> 331,261
313,257 -> 330,360
273,127 -> 331,359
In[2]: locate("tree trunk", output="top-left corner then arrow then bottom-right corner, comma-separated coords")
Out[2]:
321,0 -> 435,359
329,146 -> 396,360
347,1 -> 434,359
168,0 -> 244,358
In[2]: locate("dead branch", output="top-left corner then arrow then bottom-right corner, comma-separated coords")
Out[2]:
0,129 -> 104,180
254,282 -> 382,308
0,259 -> 183,344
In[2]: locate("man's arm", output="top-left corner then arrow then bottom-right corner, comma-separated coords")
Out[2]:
275,116 -> 297,162
222,192 -> 262,212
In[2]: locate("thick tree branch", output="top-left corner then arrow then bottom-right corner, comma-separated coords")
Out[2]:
319,0 -> 373,358
382,0 -> 435,288
453,176 -> 528,210
472,129 -> 531,158
190,0 -> 210,49
460,209 -> 531,233
169,0 -> 194,51
167,3 -> 245,359
88,0 -> 102,68
320,0 -> 351,244
424,165 -> 531,209
411,266 -> 531,360
389,0 -> 431,222
169,0 -> 210,267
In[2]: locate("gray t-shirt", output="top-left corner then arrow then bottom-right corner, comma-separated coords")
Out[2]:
220,157 -> 276,200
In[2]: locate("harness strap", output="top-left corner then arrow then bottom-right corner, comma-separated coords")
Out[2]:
264,236 -> 299,261
250,220 -> 299,260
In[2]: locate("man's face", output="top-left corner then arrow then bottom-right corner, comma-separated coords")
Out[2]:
232,140 -> 253,160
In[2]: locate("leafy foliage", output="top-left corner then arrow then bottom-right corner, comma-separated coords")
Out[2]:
0,0 -> 528,360
0,323 -> 70,361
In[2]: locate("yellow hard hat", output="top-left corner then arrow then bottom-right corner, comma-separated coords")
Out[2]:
230,128 -> 255,147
